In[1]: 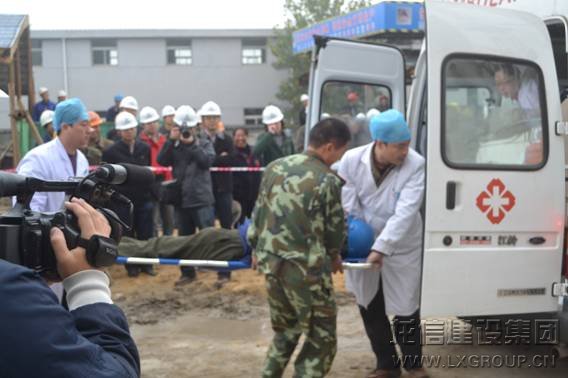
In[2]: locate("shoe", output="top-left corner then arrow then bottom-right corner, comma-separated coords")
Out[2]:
214,277 -> 230,290
174,275 -> 196,286
406,368 -> 429,378
141,265 -> 157,276
126,265 -> 141,277
366,369 -> 401,378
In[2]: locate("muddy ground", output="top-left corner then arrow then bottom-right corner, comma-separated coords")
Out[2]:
109,265 -> 568,377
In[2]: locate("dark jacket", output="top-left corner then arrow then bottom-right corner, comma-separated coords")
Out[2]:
32,100 -> 56,122
106,105 -> 120,123
157,135 -> 215,209
211,132 -> 234,193
253,132 -> 295,166
0,260 -> 140,378
102,139 -> 153,203
233,144 -> 261,205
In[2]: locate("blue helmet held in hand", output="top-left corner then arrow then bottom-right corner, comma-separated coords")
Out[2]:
347,217 -> 375,259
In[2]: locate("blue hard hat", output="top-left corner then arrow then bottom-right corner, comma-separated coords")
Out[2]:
53,98 -> 89,132
114,94 -> 124,102
347,217 -> 375,259
369,109 -> 411,143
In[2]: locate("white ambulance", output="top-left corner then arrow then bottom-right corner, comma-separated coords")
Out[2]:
306,0 -> 568,345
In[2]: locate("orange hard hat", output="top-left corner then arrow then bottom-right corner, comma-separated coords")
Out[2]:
88,111 -> 102,127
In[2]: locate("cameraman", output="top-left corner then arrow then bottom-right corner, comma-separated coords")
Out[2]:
157,105 -> 215,285
0,198 -> 140,377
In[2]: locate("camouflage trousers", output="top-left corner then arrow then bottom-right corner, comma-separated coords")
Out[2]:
262,260 -> 337,378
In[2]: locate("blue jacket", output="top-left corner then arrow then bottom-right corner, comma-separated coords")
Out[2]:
32,100 -> 56,122
0,260 -> 140,377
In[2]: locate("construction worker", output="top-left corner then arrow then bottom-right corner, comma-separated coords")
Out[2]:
200,100 -> 235,286
57,90 -> 67,103
248,118 -> 351,378
160,105 -> 176,136
32,87 -> 56,122
39,109 -> 55,143
139,106 -> 174,236
338,109 -> 427,378
106,94 -> 123,123
157,105 -> 216,285
81,111 -> 113,166
253,105 -> 295,166
102,112 -> 156,277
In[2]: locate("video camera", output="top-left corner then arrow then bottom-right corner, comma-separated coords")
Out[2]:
0,163 -> 154,280
181,126 -> 194,139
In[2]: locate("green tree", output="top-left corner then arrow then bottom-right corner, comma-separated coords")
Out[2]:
270,0 -> 371,127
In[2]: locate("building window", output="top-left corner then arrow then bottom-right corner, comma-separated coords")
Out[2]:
166,39 -> 192,65
244,108 -> 263,125
31,39 -> 42,66
242,38 -> 266,65
92,39 -> 118,66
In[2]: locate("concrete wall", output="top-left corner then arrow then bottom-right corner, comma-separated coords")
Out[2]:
31,31 -> 290,126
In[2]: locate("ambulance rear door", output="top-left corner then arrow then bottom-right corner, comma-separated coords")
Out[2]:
420,2 -> 565,317
306,37 -> 406,149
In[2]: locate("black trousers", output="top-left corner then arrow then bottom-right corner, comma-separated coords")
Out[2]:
358,278 -> 422,370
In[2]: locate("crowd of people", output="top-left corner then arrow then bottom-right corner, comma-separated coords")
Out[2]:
9,84 -> 430,378
31,88 -> 298,286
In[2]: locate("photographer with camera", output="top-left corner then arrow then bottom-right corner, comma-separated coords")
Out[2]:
157,105 -> 216,285
0,198 -> 140,377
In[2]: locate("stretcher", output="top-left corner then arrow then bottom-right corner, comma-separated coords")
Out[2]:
115,256 -> 373,270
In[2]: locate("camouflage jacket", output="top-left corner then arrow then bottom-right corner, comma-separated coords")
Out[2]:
247,152 -> 346,276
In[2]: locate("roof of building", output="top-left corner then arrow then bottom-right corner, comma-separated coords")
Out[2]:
0,14 -> 27,50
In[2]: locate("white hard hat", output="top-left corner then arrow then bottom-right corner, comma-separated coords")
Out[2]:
119,96 -> 139,111
200,101 -> 222,117
115,111 -> 138,130
262,105 -> 284,125
39,87 -> 48,95
161,105 -> 176,118
139,106 -> 160,124
173,105 -> 198,127
366,108 -> 380,120
300,94 -> 309,102
196,108 -> 203,123
58,90 -> 67,97
39,110 -> 54,127
355,112 -> 366,122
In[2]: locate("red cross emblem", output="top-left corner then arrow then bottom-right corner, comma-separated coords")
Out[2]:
476,179 -> 516,225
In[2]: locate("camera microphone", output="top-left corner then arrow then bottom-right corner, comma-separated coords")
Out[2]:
95,164 -> 154,186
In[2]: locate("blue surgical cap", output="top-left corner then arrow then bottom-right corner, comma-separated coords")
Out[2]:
53,98 -> 89,132
114,94 -> 124,102
369,109 -> 411,143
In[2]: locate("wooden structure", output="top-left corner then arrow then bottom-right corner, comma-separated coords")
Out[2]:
0,14 -> 43,165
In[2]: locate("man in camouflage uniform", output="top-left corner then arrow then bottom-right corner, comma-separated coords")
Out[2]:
248,118 -> 352,378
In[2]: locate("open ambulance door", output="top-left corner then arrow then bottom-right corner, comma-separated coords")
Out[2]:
306,37 -> 406,150
420,2 -> 566,317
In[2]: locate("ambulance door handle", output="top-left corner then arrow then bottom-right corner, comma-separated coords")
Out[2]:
446,181 -> 457,210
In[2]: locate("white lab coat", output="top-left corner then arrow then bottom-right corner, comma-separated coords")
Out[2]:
16,138 -> 89,212
338,143 -> 425,316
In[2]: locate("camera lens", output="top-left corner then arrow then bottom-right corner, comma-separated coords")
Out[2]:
182,131 -> 191,138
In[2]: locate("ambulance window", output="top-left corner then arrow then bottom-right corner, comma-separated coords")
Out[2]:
442,57 -> 547,169
320,81 -> 391,149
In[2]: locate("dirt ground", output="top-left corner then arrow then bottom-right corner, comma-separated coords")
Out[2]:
109,265 -> 568,378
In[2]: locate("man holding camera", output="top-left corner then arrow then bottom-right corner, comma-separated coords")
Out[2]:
157,105 -> 216,285
0,198 -> 140,377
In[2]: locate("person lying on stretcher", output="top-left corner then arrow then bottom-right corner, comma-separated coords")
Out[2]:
118,218 -> 374,263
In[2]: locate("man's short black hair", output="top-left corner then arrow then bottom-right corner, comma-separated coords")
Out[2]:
308,117 -> 351,148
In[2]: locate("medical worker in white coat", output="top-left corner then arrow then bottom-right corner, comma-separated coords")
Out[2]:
17,98 -> 91,212
16,98 -> 91,301
338,109 -> 427,378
